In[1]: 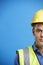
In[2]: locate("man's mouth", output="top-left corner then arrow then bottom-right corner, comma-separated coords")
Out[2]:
40,39 -> 43,42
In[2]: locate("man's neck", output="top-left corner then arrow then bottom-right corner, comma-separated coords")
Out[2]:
38,47 -> 43,56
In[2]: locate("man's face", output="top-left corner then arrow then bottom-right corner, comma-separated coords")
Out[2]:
33,24 -> 43,47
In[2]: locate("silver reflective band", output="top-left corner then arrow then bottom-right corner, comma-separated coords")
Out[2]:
23,48 -> 30,65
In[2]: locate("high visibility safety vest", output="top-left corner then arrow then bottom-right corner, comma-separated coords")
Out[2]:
16,46 -> 40,65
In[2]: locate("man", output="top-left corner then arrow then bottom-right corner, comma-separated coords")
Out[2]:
15,9 -> 43,65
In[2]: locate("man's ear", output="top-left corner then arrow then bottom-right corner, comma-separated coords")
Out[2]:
32,28 -> 35,36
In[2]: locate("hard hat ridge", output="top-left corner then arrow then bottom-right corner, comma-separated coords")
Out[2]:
31,9 -> 43,26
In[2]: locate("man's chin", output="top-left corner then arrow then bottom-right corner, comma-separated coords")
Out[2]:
40,42 -> 43,44
39,43 -> 43,47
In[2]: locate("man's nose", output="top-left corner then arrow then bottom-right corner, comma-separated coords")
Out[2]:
40,31 -> 43,37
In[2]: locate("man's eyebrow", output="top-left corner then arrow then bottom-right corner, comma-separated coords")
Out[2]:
36,28 -> 42,30
36,28 -> 43,31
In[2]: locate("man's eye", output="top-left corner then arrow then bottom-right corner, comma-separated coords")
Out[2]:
36,29 -> 41,32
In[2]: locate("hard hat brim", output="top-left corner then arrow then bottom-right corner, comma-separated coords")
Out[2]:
31,22 -> 43,27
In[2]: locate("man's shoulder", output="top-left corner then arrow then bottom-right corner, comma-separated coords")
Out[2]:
16,45 -> 33,53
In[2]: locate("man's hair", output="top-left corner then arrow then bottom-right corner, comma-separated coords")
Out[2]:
32,24 -> 36,30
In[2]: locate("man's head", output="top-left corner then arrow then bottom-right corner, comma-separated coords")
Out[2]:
33,24 -> 43,47
31,9 -> 43,47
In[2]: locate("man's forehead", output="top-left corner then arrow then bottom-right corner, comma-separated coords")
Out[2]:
35,23 -> 43,29
35,23 -> 43,27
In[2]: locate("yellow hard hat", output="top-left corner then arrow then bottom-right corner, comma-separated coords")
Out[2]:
31,9 -> 43,26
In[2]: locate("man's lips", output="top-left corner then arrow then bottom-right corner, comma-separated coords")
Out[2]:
40,39 -> 43,42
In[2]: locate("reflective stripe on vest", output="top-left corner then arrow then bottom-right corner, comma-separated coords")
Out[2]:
16,46 -> 40,65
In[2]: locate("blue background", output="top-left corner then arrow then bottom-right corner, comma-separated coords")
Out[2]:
0,0 -> 43,65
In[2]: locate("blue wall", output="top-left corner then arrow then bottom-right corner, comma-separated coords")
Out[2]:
0,0 -> 43,65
